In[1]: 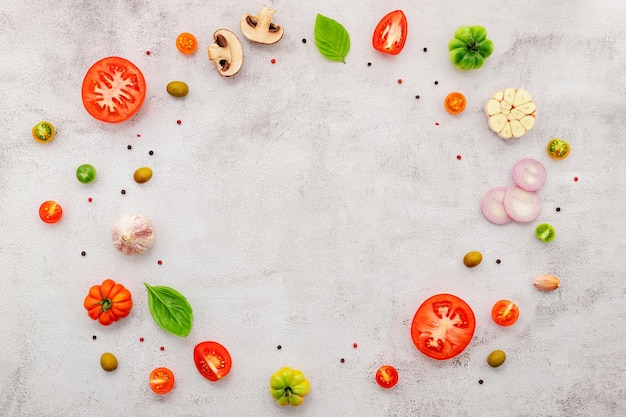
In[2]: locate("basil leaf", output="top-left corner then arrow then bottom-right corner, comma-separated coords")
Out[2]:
314,13 -> 350,63
144,283 -> 193,337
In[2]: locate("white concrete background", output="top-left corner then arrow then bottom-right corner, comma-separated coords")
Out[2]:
1,0 -> 625,416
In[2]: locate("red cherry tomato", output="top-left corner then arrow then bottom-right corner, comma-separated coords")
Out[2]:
81,57 -> 147,123
411,294 -> 476,360
176,32 -> 198,55
372,10 -> 408,55
150,367 -> 175,394
39,201 -> 62,223
193,341 -> 232,381
444,92 -> 467,114
491,300 -> 519,326
375,365 -> 398,388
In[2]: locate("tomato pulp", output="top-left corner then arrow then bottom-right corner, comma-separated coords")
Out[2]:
150,367 -> 175,394
411,294 -> 476,360
491,300 -> 519,326
375,365 -> 398,388
372,10 -> 408,55
193,341 -> 232,381
39,201 -> 62,223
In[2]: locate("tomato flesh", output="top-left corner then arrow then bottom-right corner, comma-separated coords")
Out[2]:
491,300 -> 519,326
372,10 -> 408,55
39,201 -> 62,223
176,32 -> 198,55
547,138 -> 570,160
150,367 -> 175,394
444,92 -> 466,114
32,121 -> 55,143
193,341 -> 232,381
411,294 -> 476,360
82,57 -> 146,123
375,365 -> 398,388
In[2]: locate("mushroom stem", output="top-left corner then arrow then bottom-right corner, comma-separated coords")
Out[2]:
208,43 -> 231,62
256,6 -> 276,30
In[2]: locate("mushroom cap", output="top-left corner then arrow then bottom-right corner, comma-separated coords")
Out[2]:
239,8 -> 284,44
208,29 -> 243,77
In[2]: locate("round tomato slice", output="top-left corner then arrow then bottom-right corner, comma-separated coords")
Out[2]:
411,293 -> 476,360
491,300 -> 519,326
81,57 -> 146,123
546,138 -> 570,160
176,32 -> 198,55
150,367 -> 175,394
39,201 -> 62,224
193,341 -> 232,382
372,10 -> 408,55
375,365 -> 398,389
444,92 -> 466,114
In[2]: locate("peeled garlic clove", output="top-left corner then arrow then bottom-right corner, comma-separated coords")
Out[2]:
533,274 -> 560,291
112,214 -> 155,255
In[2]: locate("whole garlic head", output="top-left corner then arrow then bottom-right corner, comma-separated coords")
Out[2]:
112,214 -> 155,255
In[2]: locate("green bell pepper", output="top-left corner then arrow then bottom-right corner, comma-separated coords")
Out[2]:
448,25 -> 494,70
269,367 -> 311,406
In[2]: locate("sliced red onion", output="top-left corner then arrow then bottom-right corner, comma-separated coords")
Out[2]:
512,158 -> 546,191
481,187 -> 512,224
503,186 -> 541,222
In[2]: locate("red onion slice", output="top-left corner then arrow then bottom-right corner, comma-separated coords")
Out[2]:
512,158 -> 546,191
481,187 -> 512,224
503,186 -> 541,222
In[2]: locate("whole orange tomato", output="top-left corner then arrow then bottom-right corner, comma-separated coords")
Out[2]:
84,279 -> 132,326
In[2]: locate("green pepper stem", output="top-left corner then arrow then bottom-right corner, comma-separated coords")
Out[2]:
467,39 -> 479,53
284,387 -> 293,397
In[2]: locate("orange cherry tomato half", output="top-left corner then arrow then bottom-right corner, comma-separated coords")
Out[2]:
491,300 -> 519,326
411,294 -> 476,360
176,32 -> 198,55
150,367 -> 175,394
375,365 -> 398,389
546,138 -> 570,160
372,10 -> 408,55
39,201 -> 63,223
193,341 -> 232,382
444,92 -> 466,114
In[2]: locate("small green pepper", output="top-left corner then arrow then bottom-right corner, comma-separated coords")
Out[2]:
448,25 -> 494,70
269,367 -> 310,406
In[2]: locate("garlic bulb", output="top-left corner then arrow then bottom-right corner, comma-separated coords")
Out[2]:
112,214 -> 154,255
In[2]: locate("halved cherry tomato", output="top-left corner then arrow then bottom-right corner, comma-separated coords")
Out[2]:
444,92 -> 466,114
546,138 -> 570,160
411,293 -> 476,360
375,365 -> 398,389
81,56 -> 146,123
193,341 -> 232,381
176,32 -> 198,55
372,10 -> 408,55
491,300 -> 519,326
39,201 -> 62,223
32,121 -> 55,143
150,367 -> 175,394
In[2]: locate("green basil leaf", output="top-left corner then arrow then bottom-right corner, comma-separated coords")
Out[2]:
314,13 -> 350,63
144,283 -> 193,337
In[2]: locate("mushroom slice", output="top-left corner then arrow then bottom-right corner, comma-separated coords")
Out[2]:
240,6 -> 284,44
208,29 -> 243,77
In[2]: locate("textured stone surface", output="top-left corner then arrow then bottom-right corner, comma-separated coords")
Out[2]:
1,1 -> 625,416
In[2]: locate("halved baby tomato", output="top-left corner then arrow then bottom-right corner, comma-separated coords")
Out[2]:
411,294 -> 476,360
39,201 -> 62,223
491,300 -> 519,326
546,138 -> 570,160
375,365 -> 398,389
32,121 -> 56,143
150,367 -> 175,394
444,92 -> 466,114
193,341 -> 232,381
81,56 -> 146,123
372,10 -> 408,55
176,32 -> 198,55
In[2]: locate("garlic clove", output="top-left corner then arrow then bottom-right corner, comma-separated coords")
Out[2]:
112,214 -> 155,255
533,274 -> 560,291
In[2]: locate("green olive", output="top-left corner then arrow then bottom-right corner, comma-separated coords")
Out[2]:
100,352 -> 118,372
487,350 -> 506,367
133,167 -> 153,184
166,81 -> 189,97
463,251 -> 482,268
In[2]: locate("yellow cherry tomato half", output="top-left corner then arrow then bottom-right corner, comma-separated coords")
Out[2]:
176,32 -> 198,55
32,121 -> 56,143
444,92 -> 466,114
39,201 -> 63,223
546,138 -> 570,160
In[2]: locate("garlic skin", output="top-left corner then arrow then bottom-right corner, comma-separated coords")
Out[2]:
112,214 -> 154,255
533,274 -> 560,291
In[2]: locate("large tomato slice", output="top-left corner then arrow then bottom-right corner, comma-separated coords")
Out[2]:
193,341 -> 232,382
411,294 -> 476,360
81,56 -> 146,123
372,10 -> 408,55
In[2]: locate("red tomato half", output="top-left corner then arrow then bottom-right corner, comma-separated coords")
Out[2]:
39,200 -> 62,223
491,300 -> 519,326
375,365 -> 398,389
81,57 -> 147,123
150,367 -> 175,394
193,341 -> 232,381
411,294 -> 476,360
372,10 -> 408,55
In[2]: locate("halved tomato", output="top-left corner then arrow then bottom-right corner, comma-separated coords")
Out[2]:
372,10 -> 408,55
176,32 -> 198,55
491,300 -> 519,326
375,365 -> 398,389
193,341 -> 232,381
411,294 -> 476,360
150,367 -> 175,394
81,56 -> 147,123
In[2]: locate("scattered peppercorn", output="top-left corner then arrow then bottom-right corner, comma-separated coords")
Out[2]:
149,150 -> 154,155
139,337 -> 144,342
556,207 -> 561,212
121,189 -> 126,195
353,343 -> 358,348
434,81 -> 439,85
92,335 -> 97,340
146,51 -> 151,56
157,260 -> 163,265
479,379 -> 484,384
415,95 -> 420,99
81,251 -> 86,256
127,145 -> 132,150
435,122 -> 440,126
176,120 -> 182,125
302,38 -> 306,44
456,155 -> 462,160
340,358 -> 345,363
367,62 -> 372,67
423,47 -> 427,52
397,79 -> 403,84
271,58 -> 276,64
136,133 -> 141,137
496,259 -> 501,264
160,346 -> 165,351
277,345 -> 282,350
574,176 -> 579,182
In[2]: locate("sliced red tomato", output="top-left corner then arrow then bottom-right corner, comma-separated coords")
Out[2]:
39,200 -> 62,223
375,365 -> 398,388
372,10 -> 408,55
411,294 -> 476,360
491,300 -> 519,326
150,367 -> 175,394
81,56 -> 146,123
193,341 -> 232,381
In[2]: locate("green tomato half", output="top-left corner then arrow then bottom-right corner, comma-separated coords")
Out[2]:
76,164 -> 97,184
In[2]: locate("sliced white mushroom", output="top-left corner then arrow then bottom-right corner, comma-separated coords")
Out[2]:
240,6 -> 284,44
208,29 -> 243,77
